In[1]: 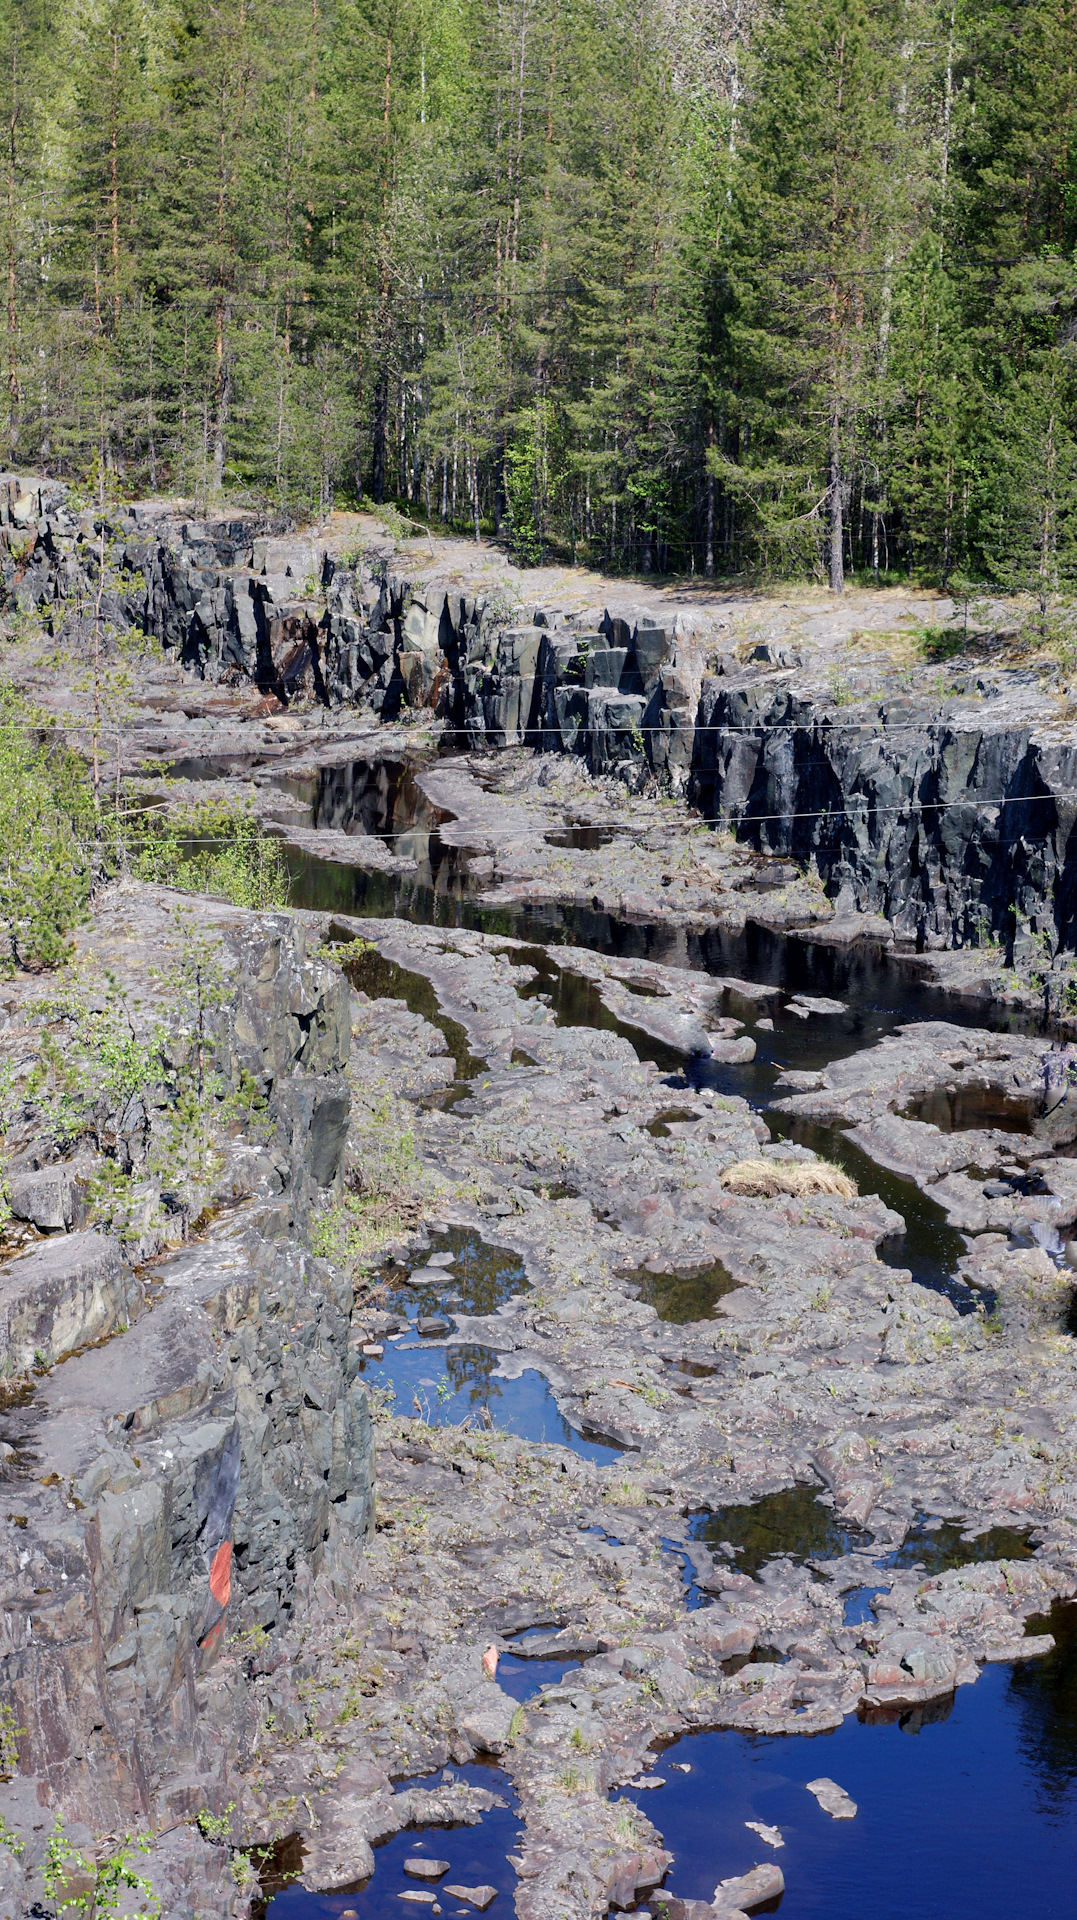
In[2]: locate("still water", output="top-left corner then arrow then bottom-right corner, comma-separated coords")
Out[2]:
245,747 -> 1073,1920
622,1609 -> 1077,1918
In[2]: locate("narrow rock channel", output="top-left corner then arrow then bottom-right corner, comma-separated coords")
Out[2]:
2,495 -> 1077,1920
250,740 -> 1077,1920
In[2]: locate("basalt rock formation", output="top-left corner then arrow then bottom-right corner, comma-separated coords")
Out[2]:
3,477 -> 1073,966
0,902 -> 373,1917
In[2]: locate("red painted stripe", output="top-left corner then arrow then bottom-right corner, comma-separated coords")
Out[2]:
208,1540 -> 232,1608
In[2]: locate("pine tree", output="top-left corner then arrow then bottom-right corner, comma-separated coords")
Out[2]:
722,0 -> 903,589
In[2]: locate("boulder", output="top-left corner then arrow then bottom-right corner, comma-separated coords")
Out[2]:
0,1230 -> 132,1373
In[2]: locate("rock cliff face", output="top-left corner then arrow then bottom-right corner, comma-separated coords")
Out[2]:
0,905 -> 373,1901
690,680 -> 1077,960
3,475 -> 1076,958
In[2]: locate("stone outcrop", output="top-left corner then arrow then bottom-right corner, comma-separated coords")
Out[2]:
0,902 -> 373,1914
5,480 -> 1077,957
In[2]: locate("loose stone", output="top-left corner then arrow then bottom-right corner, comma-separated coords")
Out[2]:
805,1777 -> 858,1818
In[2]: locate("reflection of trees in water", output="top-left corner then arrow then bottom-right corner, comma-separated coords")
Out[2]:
879,1520 -> 1031,1577
693,1485 -> 867,1579
444,1343 -> 503,1408
628,1259 -> 738,1325
448,1231 -> 528,1316
384,1230 -> 528,1321
1009,1602 -> 1077,1821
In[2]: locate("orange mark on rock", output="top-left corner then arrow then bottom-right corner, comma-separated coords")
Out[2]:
209,1540 -> 232,1608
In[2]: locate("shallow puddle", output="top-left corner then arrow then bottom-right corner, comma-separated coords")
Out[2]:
338,941 -> 486,1084
901,1085 -> 1041,1134
688,1486 -> 868,1579
544,821 -> 619,850
876,1517 -> 1033,1576
645,1108 -> 699,1136
278,755 -> 444,841
621,1257 -> 740,1325
380,1229 -> 528,1320
619,1613 -> 1077,1917
510,945 -> 690,1075
494,1629 -> 583,1701
658,1537 -> 709,1610
263,1763 -> 521,1919
361,1340 -> 622,1464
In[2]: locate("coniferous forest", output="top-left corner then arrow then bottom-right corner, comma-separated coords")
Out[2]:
0,0 -> 1073,590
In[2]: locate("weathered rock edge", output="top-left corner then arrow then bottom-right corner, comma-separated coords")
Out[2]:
4,477 -> 1075,960
0,907 -> 373,1917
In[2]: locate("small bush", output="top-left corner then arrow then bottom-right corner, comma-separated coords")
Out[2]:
0,689 -> 98,970
129,797 -> 289,909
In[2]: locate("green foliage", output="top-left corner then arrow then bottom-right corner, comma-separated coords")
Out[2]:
312,1097 -> 423,1272
915,624 -> 965,663
504,402 -> 552,565
0,0 -> 1070,586
9,922 -> 252,1238
0,1703 -> 24,1781
32,965 -> 159,1142
195,1804 -> 236,1844
43,1817 -> 162,1920
130,799 -> 289,910
231,1850 -> 256,1890
0,1814 -> 23,1857
0,690 -> 98,971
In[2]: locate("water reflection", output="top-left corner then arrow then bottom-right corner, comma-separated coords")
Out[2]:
901,1085 -> 1041,1134
877,1518 -> 1033,1576
620,1256 -> 740,1325
341,945 -> 487,1083
380,1227 -> 529,1321
360,1338 -> 622,1464
262,1764 -> 521,1920
689,1485 -> 869,1579
619,1641 -> 1077,1917
768,1111 -> 974,1308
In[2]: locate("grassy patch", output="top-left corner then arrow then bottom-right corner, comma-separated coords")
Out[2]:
719,1156 -> 857,1201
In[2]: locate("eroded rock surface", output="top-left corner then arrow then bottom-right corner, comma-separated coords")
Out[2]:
1,498 -> 1076,1918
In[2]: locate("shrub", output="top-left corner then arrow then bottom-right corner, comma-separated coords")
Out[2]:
0,688 -> 98,970
129,797 -> 289,909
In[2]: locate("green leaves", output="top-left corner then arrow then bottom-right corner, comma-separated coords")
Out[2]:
130,796 -> 289,910
0,691 -> 96,972
43,1816 -> 162,1920
0,0 -> 1070,583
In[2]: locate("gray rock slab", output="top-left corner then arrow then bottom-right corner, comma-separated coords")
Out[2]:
0,1230 -> 131,1373
805,1776 -> 857,1818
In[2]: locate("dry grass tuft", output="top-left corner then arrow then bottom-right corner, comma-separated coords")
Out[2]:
720,1157 -> 857,1201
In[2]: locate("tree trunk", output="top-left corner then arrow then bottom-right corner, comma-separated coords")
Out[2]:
371,365 -> 388,502
828,403 -> 844,594
705,419 -> 715,576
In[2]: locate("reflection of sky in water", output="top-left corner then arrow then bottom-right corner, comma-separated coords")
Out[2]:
266,1764 -> 522,1918
620,1620 -> 1077,1916
362,1340 -> 622,1464
495,1644 -> 582,1703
